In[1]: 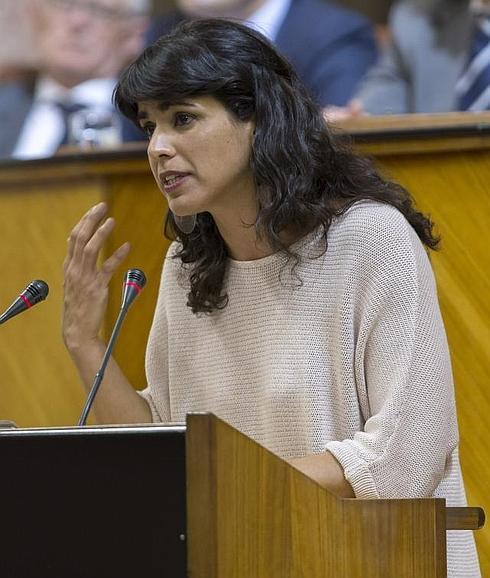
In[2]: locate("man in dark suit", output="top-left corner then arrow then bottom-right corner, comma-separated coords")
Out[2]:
0,0 -> 150,160
147,0 -> 377,108
326,0 -> 490,118
356,0 -> 487,114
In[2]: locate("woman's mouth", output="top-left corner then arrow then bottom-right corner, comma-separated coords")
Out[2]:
160,172 -> 189,194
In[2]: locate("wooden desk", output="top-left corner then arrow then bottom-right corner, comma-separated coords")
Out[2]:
0,113 -> 488,573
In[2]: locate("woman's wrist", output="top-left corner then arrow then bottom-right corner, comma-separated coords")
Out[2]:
64,334 -> 105,359
289,452 -> 355,498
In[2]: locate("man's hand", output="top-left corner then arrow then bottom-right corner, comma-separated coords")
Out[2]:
323,99 -> 366,123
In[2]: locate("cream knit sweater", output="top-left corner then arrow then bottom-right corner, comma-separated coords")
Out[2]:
141,201 -> 480,577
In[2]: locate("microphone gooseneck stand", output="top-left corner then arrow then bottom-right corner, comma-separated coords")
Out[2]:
77,305 -> 129,427
77,268 -> 146,426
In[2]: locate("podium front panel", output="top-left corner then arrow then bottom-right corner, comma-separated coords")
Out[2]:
0,424 -> 186,578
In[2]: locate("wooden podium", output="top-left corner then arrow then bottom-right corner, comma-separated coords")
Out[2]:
0,414 -> 484,578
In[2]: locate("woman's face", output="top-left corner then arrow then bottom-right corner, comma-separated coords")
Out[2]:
139,96 -> 256,222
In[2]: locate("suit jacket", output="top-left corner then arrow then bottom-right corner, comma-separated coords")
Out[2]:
356,0 -> 474,114
0,81 -> 145,160
146,0 -> 377,107
0,83 -> 32,159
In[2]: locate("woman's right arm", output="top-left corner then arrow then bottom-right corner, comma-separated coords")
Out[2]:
63,202 -> 152,425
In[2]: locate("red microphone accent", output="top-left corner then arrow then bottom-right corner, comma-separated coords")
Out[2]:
124,281 -> 142,294
20,294 -> 32,308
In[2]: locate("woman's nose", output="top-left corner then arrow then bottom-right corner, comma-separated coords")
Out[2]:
147,131 -> 176,160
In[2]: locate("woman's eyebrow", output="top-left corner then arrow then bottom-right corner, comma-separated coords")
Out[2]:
137,101 -> 199,121
159,101 -> 199,111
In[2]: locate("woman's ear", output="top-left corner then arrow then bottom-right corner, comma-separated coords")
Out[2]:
249,119 -> 256,144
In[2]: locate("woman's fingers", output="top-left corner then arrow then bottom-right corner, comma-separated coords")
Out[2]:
64,203 -> 130,283
80,217 -> 116,270
99,242 -> 132,286
66,202 -> 108,267
64,202 -> 130,287
62,205 -> 131,350
73,203 -> 109,263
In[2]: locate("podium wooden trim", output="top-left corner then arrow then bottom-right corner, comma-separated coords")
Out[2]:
186,413 -> 484,578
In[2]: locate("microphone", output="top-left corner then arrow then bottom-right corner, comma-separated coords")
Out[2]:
77,269 -> 146,426
0,280 -> 49,325
121,268 -> 147,311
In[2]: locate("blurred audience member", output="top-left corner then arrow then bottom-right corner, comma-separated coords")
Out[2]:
147,0 -> 378,107
0,0 -> 37,81
0,0 -> 149,160
325,0 -> 490,119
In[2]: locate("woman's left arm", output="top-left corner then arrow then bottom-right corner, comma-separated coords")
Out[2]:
288,452 -> 355,497
289,207 -> 458,500
323,209 -> 458,500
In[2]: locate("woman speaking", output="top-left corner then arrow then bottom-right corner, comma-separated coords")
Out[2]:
62,19 -> 480,576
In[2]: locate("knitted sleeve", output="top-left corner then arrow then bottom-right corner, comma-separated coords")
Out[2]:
326,207 -> 458,498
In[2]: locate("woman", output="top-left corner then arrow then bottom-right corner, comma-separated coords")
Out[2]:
62,19 -> 480,575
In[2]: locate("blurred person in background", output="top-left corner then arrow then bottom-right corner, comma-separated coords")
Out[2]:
326,0 -> 490,118
147,0 -> 378,108
0,0 -> 150,160
0,0 -> 38,156
0,0 -> 37,81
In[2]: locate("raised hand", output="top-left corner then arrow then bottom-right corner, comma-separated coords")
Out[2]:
62,202 -> 131,353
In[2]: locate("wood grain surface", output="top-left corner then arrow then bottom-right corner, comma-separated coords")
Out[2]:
187,413 -> 448,577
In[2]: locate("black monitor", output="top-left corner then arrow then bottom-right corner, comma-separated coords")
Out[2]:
0,424 -> 187,578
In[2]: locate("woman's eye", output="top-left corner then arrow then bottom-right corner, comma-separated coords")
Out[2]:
174,112 -> 195,127
141,123 -> 155,139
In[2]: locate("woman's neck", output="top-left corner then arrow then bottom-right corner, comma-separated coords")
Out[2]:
213,214 -> 307,261
215,217 -> 271,261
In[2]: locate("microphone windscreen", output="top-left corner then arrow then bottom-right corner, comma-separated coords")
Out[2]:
121,269 -> 146,310
125,269 -> 147,290
0,279 -> 49,325
22,280 -> 49,306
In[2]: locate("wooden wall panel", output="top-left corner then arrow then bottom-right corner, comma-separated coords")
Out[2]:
375,150 -> 490,576
0,180 -> 102,425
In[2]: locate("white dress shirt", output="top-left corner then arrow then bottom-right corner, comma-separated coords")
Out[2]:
245,0 -> 292,41
13,77 -> 117,160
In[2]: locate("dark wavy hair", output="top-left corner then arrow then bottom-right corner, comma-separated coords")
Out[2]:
114,18 -> 438,314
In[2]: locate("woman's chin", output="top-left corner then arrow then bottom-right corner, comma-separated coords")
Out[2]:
171,208 -> 196,218
169,200 -> 200,217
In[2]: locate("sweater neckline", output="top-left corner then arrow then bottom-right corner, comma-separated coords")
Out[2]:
226,225 -> 325,270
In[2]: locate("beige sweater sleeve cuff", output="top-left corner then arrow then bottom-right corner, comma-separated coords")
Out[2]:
136,388 -> 163,423
326,440 -> 380,499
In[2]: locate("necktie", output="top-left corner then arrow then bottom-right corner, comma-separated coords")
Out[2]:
456,18 -> 490,111
55,101 -> 86,147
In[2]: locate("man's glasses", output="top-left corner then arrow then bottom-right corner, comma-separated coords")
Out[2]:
45,0 -> 140,20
